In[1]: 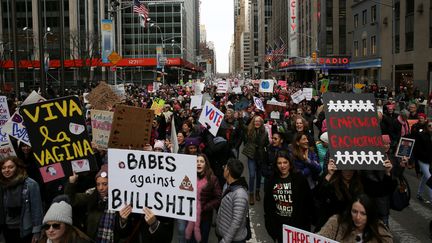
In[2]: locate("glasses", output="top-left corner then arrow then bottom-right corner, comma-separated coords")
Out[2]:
43,223 -> 61,230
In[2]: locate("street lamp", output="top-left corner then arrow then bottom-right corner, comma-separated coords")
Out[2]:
23,27 -> 35,87
43,27 -> 53,83
149,23 -> 166,84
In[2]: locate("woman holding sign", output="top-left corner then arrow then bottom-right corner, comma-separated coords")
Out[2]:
318,194 -> 393,242
264,150 -> 313,242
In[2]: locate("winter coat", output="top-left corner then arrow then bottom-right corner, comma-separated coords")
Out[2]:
412,125 -> 432,164
216,178 -> 249,243
262,144 -> 288,178
292,151 -> 322,189
264,172 -> 313,241
318,215 -> 393,243
200,175 -> 222,222
242,127 -> 269,163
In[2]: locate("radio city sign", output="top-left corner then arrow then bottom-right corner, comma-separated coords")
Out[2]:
318,57 -> 350,65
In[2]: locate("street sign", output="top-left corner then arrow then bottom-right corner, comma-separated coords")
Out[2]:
159,56 -> 167,66
108,51 -> 122,65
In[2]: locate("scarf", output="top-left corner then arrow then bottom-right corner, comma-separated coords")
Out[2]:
2,175 -> 26,218
96,204 -> 116,243
397,116 -> 410,137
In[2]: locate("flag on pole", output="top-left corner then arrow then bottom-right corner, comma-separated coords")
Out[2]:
133,0 -> 149,27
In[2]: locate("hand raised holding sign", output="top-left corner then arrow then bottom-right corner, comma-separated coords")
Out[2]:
383,159 -> 393,176
69,171 -> 79,184
325,159 -> 337,182
119,204 -> 133,221
143,207 -> 157,225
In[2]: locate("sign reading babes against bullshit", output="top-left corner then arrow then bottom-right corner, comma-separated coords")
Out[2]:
108,149 -> 197,221
20,96 -> 97,183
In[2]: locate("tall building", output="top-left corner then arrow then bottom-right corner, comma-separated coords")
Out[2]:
200,25 -> 207,43
233,0 -> 245,74
257,0 -> 272,78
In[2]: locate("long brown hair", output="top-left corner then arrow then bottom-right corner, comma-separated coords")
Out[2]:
39,224 -> 92,243
247,115 -> 265,139
0,156 -> 27,185
197,153 -> 215,190
290,132 -> 309,161
329,170 -> 363,201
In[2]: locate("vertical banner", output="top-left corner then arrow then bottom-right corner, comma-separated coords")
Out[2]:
101,19 -> 113,64
90,110 -> 114,150
320,79 -> 330,93
20,96 -> 97,183
288,0 -> 298,57
0,96 -> 10,126
156,46 -> 163,69
323,93 -> 385,170
108,149 -> 197,221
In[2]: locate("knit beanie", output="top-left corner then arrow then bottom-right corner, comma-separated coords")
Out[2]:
95,164 -> 108,179
43,201 -> 73,225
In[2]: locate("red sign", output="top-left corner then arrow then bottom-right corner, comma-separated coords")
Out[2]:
318,57 -> 350,65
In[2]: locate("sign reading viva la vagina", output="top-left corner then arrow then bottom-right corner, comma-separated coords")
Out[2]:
20,96 -> 97,182
108,149 -> 197,221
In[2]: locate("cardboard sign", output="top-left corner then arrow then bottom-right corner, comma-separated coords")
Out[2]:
20,96 -> 97,182
87,82 -> 121,110
108,149 -> 197,221
259,79 -> 274,93
253,97 -> 265,111
150,98 -> 165,116
91,110 -> 114,149
198,101 -> 224,136
291,90 -> 305,104
302,88 -> 313,101
323,93 -> 385,170
190,95 -> 203,110
283,225 -> 339,243
395,137 -> 415,158
109,84 -> 126,101
0,140 -> 16,159
0,96 -> 10,126
108,105 -> 154,149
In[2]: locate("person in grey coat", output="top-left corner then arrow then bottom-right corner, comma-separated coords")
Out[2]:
216,158 -> 249,243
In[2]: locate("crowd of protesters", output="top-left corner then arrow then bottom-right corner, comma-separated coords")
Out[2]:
0,79 -> 432,243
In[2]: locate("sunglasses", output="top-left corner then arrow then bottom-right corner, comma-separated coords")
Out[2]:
43,223 -> 61,230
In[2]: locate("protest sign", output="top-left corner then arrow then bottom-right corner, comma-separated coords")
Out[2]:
150,98 -> 165,116
194,82 -> 205,95
108,105 -> 154,149
302,88 -> 313,101
109,84 -> 126,101
323,93 -> 385,170
190,95 -> 203,109
171,118 -> 179,153
198,101 -> 224,136
0,140 -> 16,159
253,96 -> 265,111
259,79 -> 274,93
0,96 -> 10,126
291,90 -> 305,104
283,225 -> 339,243
320,79 -> 330,93
87,82 -> 121,110
20,96 -> 97,183
216,80 -> 229,93
83,93 -> 89,103
278,80 -> 287,88
90,110 -> 114,149
270,111 -> 280,120
395,137 -> 415,158
108,149 -> 197,221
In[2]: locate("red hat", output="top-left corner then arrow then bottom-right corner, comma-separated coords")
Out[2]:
418,113 -> 427,119
381,135 -> 391,145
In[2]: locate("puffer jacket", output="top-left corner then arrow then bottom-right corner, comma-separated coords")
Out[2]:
216,178 -> 249,243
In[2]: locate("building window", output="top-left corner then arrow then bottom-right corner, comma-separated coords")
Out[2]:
354,14 -> 359,28
362,38 -> 367,56
354,41 -> 359,57
395,1 -> 400,53
371,36 -> 376,55
362,10 -> 367,25
371,5 -> 377,23
405,0 -> 414,51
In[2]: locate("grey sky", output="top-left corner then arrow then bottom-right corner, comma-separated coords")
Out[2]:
200,0 -> 234,74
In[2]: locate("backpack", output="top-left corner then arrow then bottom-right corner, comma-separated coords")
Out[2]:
390,175 -> 410,211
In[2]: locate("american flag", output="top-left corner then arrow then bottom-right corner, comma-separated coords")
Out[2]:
133,0 -> 149,27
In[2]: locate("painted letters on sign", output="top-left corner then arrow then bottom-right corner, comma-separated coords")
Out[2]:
108,149 -> 197,221
198,101 -> 224,136
283,225 -> 339,243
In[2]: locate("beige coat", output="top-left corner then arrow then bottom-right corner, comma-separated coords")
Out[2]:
318,215 -> 393,243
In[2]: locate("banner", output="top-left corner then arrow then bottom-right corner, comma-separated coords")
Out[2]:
190,95 -> 203,110
156,46 -> 164,69
288,0 -> 298,57
87,82 -> 121,110
101,19 -> 113,64
302,88 -> 313,101
0,96 -> 10,126
171,118 -> 179,153
323,93 -> 385,170
253,97 -> 265,111
108,105 -> 154,149
3,91 -> 46,145
91,110 -> 114,149
198,101 -> 224,136
150,98 -> 165,116
320,79 -> 330,93
291,90 -> 305,104
259,79 -> 275,93
108,149 -> 197,221
283,225 -> 339,243
20,96 -> 97,183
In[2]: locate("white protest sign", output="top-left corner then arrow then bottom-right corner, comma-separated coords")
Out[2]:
302,88 -> 313,101
171,118 -> 179,153
194,82 -> 205,95
0,140 -> 16,159
270,111 -> 280,120
83,93 -> 89,103
108,149 -> 197,221
90,110 -> 114,149
109,84 -> 126,100
267,99 -> 287,107
198,101 -> 224,136
291,90 -> 305,104
3,91 -> 46,145
253,97 -> 265,111
190,95 -> 203,109
283,225 -> 339,243
0,96 -> 10,126
233,87 -> 242,94
216,80 -> 229,93
259,79 -> 275,93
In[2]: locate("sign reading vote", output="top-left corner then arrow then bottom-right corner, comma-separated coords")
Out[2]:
198,101 -> 224,136
108,149 -> 197,221
323,93 -> 385,170
20,96 -> 97,182
283,225 -> 339,243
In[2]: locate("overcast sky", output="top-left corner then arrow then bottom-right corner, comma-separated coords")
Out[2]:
200,0 -> 234,74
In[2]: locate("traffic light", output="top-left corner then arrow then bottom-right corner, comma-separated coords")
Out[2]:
312,51 -> 317,62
